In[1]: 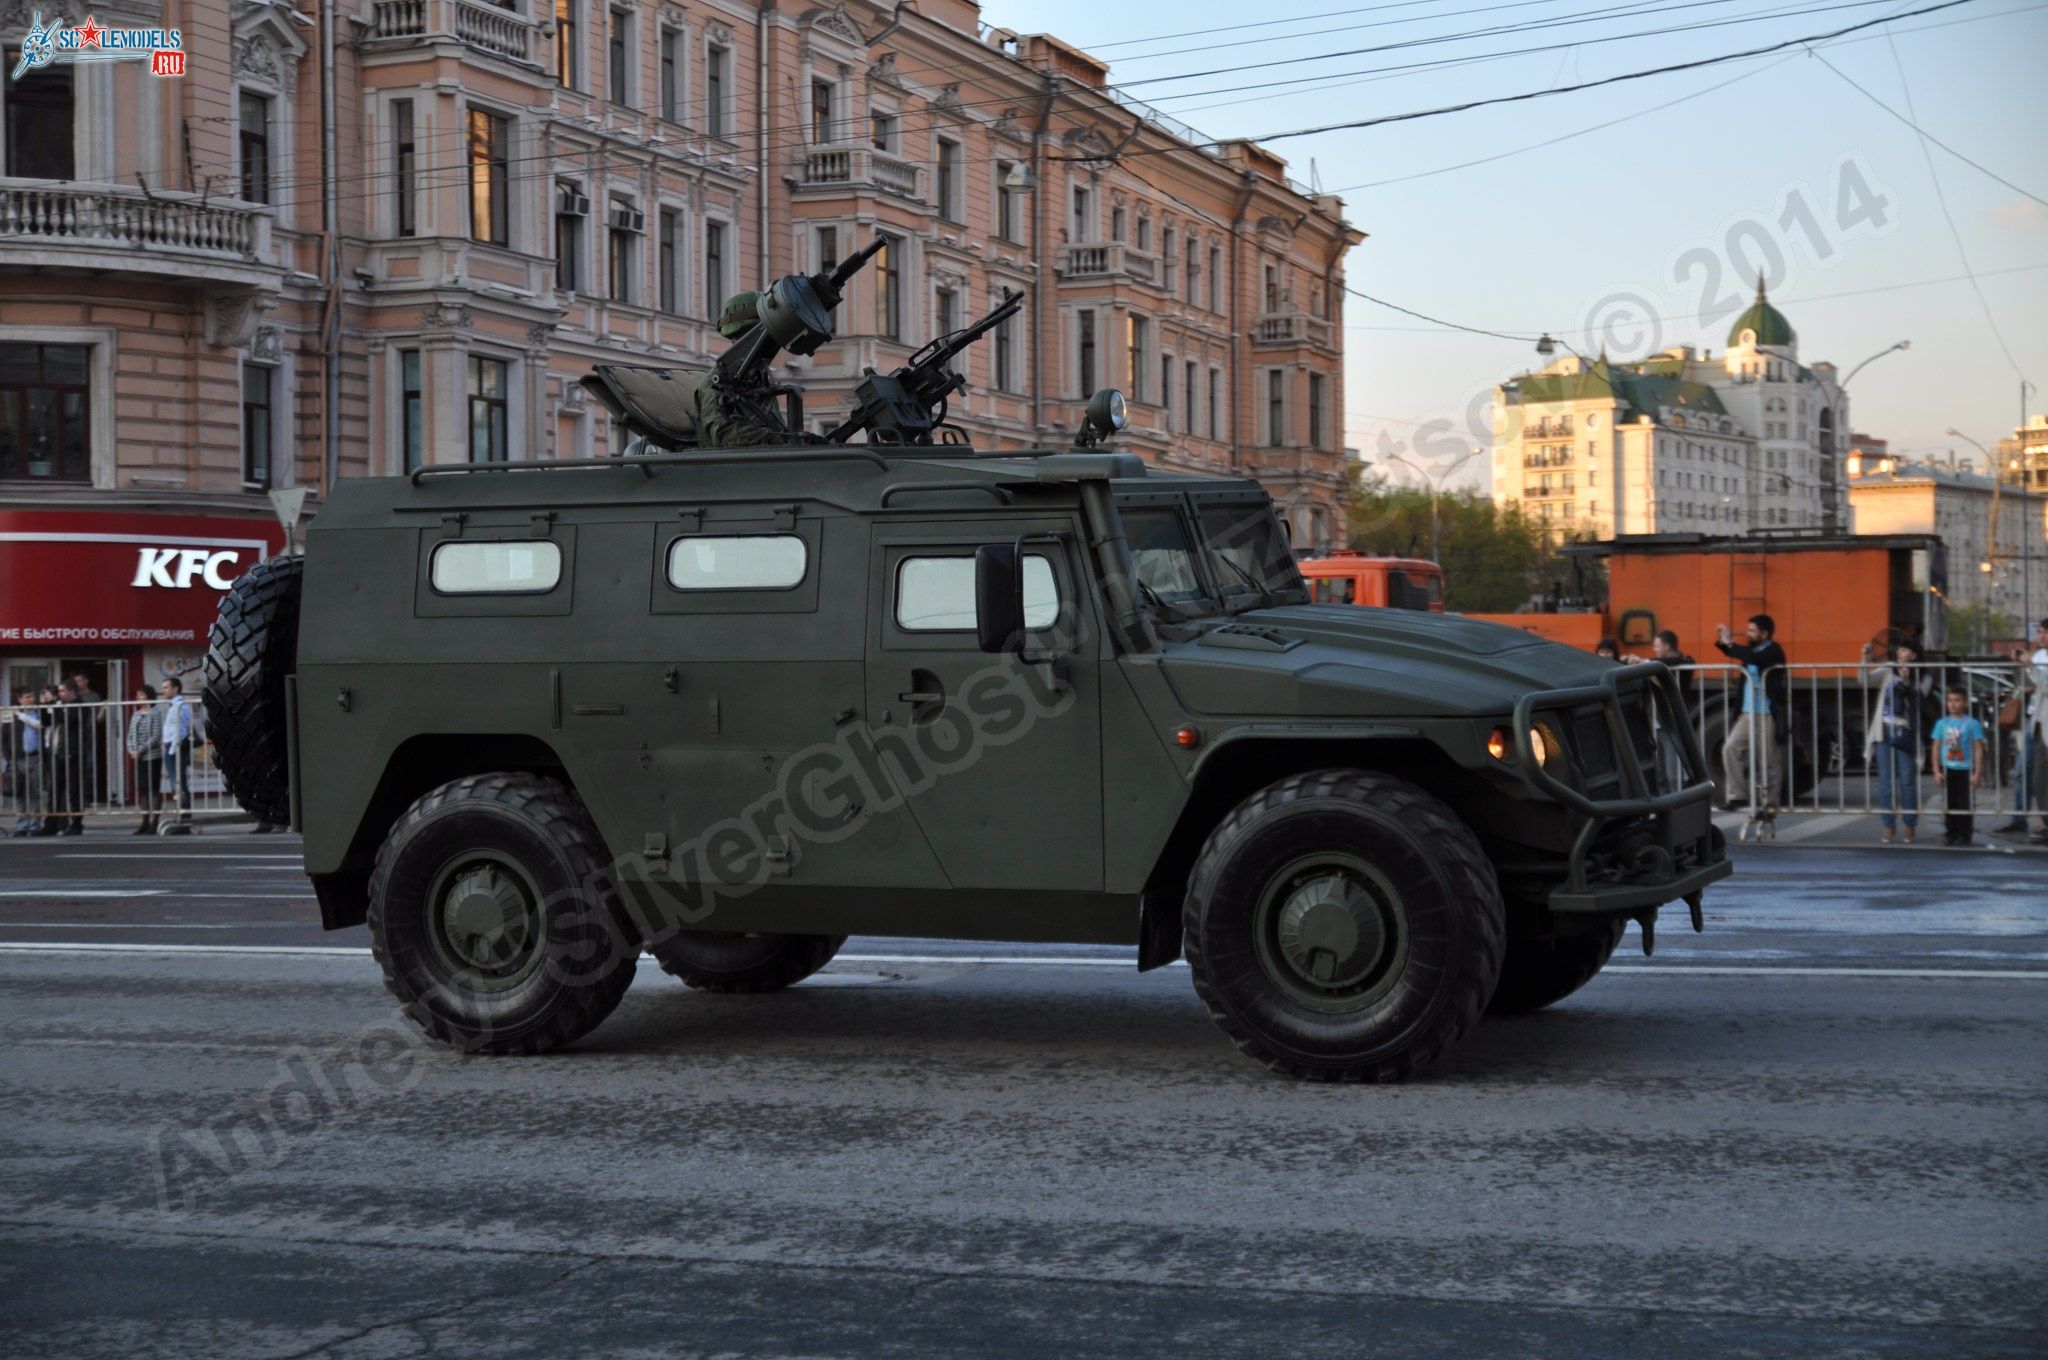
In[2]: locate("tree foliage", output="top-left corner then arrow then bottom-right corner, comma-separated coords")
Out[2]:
1343,468 -> 1603,613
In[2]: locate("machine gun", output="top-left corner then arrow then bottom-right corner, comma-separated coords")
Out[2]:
825,288 -> 1025,446
706,234 -> 889,438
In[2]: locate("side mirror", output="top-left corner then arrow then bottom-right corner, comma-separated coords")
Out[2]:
974,543 -> 1025,653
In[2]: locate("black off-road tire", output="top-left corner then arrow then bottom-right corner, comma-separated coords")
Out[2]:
648,931 -> 846,992
368,773 -> 636,1054
1184,769 -> 1505,1082
203,553 -> 302,826
1486,918 -> 1628,1016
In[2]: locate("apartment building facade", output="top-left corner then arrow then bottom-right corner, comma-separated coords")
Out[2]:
0,0 -> 1363,698
1490,282 -> 1850,540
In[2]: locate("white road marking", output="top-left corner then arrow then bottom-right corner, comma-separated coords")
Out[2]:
52,854 -> 303,861
0,940 -> 2040,979
0,890 -> 167,898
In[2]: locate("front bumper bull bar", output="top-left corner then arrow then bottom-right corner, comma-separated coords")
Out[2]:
1511,661 -> 1732,917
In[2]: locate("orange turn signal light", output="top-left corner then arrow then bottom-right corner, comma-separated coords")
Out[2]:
1486,726 -> 1513,761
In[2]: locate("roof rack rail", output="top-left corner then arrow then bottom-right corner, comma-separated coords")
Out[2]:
407,448 -> 892,486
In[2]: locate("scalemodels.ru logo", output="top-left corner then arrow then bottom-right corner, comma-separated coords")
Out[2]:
8,11 -> 187,80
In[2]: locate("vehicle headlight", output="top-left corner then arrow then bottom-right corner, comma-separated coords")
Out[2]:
1488,722 -> 1564,769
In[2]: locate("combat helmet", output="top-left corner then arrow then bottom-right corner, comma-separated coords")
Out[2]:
718,291 -> 762,340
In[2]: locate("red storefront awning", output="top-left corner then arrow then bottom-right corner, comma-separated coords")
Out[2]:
0,508 -> 286,649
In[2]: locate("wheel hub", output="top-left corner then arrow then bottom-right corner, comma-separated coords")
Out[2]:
1275,873 -> 1386,988
436,863 -> 537,975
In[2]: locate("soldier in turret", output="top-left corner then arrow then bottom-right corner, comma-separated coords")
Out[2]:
688,293 -> 794,449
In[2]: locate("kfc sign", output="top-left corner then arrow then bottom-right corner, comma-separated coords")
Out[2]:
131,546 -> 243,590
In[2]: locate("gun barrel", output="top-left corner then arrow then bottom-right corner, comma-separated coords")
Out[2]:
825,234 -> 887,294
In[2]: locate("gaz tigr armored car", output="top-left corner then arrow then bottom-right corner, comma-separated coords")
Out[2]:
207,242 -> 1729,1080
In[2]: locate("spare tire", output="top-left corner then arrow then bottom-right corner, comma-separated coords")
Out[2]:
204,554 -> 303,825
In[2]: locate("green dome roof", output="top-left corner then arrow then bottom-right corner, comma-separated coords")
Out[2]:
1728,277 -> 1794,347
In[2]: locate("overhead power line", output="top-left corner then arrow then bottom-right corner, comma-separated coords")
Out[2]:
1100,0 -> 1982,156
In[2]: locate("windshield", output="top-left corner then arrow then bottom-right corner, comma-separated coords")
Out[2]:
1198,504 -> 1307,607
1122,508 -> 1209,607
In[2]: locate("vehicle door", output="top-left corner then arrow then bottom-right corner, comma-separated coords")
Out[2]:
862,515 -> 1104,892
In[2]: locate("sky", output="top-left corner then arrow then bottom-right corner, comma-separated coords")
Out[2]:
984,0 -> 2048,491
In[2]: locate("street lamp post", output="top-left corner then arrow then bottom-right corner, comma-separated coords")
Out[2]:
1384,448 -> 1480,564
1951,425 -> 2035,641
1838,339 -> 1912,390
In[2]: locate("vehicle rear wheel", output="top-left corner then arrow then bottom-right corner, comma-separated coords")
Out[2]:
203,554 -> 302,826
647,931 -> 845,992
1486,918 -> 1628,1015
368,772 -> 635,1054
1183,769 -> 1504,1082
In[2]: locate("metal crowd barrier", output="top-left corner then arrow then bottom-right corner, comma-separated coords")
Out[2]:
0,698 -> 260,834
1661,658 -> 2044,828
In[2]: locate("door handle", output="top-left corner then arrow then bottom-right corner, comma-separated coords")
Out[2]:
897,691 -> 944,704
898,670 -> 946,722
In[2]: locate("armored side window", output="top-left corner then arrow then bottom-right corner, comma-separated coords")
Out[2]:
429,540 -> 563,594
666,534 -> 807,591
896,554 -> 1057,632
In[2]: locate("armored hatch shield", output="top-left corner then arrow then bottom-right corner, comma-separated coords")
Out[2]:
580,365 -> 703,449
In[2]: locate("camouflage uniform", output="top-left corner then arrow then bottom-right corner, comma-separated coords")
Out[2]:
689,292 -> 795,449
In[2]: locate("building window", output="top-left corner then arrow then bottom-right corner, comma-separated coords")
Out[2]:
658,207 -> 681,313
1162,228 -> 1177,291
467,108 -> 509,246
936,137 -> 962,223
399,349 -> 424,474
995,314 -> 1016,392
995,165 -> 1021,242
392,99 -> 416,236
815,225 -> 838,274
705,44 -> 728,138
659,27 -> 681,120
1208,369 -> 1220,440
704,219 -> 727,314
1264,263 -> 1280,311
935,286 -> 960,339
1136,215 -> 1151,252
1160,354 -> 1172,427
1267,369 -> 1285,445
467,356 -> 509,462
555,0 -> 579,89
241,364 -> 274,489
1073,185 -> 1094,242
607,197 -> 640,304
871,111 -> 897,151
1185,360 -> 1198,437
238,90 -> 271,204
554,181 -> 585,292
1127,315 -> 1149,403
810,80 -> 833,142
4,53 -> 74,179
0,343 -> 90,482
1077,310 -> 1096,397
1186,241 -> 1200,305
1308,373 -> 1325,449
1208,247 -> 1221,312
1110,204 -> 1125,242
608,7 -> 632,105
876,234 -> 902,340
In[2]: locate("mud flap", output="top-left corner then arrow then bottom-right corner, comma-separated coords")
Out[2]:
1137,892 -> 1184,972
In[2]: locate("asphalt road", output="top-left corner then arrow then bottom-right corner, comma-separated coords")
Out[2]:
0,832 -> 2043,1357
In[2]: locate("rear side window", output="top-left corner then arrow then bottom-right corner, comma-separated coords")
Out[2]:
896,554 -> 1058,631
1311,576 -> 1355,604
430,540 -> 562,594
667,534 -> 807,590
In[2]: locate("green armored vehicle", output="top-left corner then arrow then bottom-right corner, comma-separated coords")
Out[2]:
206,241 -> 1729,1080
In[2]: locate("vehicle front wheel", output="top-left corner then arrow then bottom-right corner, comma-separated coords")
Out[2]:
647,931 -> 845,992
1487,918 -> 1628,1015
1184,769 -> 1504,1081
368,772 -> 636,1054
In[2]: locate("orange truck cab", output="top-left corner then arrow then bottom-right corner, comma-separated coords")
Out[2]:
1299,552 -> 1444,611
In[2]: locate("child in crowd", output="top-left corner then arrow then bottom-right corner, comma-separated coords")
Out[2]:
1928,687 -> 1988,847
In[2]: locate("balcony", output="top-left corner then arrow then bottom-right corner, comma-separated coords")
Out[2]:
0,179 -> 281,288
793,145 -> 923,202
367,0 -> 536,64
1252,310 -> 1333,349
1057,241 -> 1158,286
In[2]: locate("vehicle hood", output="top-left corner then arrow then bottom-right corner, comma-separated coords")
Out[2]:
1155,605 -> 1617,718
